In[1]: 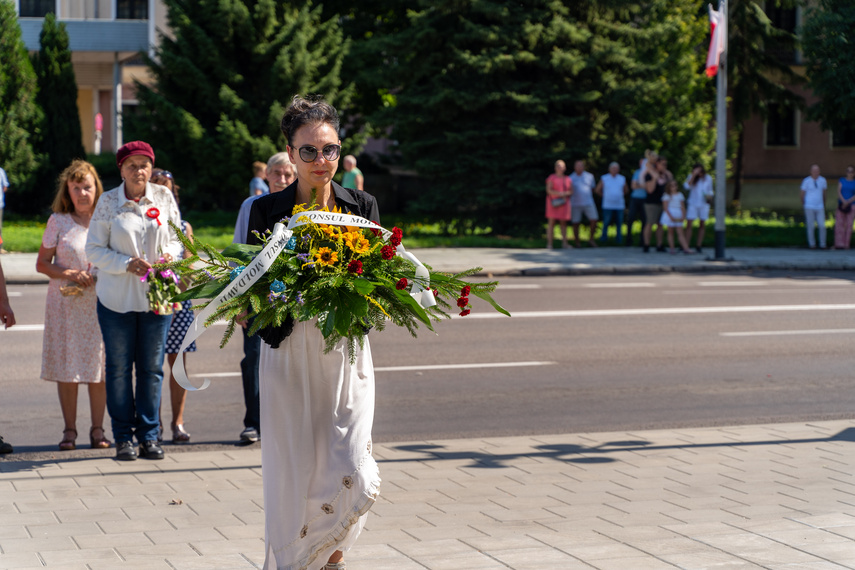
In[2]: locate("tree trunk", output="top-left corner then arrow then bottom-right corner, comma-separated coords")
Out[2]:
731,125 -> 745,211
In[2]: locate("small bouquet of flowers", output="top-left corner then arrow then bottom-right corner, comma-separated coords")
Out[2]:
166,204 -> 509,361
143,256 -> 182,315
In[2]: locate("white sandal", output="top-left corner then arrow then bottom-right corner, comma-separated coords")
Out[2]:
324,563 -> 346,569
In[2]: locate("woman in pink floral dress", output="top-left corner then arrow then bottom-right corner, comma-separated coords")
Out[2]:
36,160 -> 110,451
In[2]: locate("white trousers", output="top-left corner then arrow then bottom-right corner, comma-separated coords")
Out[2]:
804,208 -> 827,248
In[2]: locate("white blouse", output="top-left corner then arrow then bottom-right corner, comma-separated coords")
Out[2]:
85,181 -> 182,313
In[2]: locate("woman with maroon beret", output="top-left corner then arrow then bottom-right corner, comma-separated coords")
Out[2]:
85,141 -> 182,461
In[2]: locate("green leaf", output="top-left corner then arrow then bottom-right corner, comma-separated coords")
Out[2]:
471,290 -> 511,317
220,242 -> 263,263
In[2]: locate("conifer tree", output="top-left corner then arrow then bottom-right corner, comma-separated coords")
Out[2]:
0,1 -> 42,211
32,13 -> 86,212
367,0 -> 714,236
801,0 -> 855,131
727,0 -> 804,206
133,0 -> 356,210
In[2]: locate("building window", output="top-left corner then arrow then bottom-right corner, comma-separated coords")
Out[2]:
765,104 -> 798,148
19,0 -> 55,17
116,0 -> 148,20
765,4 -> 798,64
832,126 -> 855,148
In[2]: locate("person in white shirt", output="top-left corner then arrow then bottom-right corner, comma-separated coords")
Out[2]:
85,141 -> 182,462
800,164 -> 828,249
595,162 -> 628,244
684,164 -> 714,253
569,159 -> 599,247
231,152 -> 294,445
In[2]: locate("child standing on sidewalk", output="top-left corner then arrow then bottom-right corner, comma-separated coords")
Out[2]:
660,180 -> 693,254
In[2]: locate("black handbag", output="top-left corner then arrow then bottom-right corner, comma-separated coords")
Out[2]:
551,197 -> 567,208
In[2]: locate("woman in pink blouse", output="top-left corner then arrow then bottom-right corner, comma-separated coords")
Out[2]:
545,160 -> 573,249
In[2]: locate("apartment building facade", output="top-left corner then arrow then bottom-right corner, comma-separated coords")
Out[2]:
14,0 -> 166,155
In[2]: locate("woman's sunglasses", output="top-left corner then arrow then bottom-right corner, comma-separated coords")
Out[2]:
154,171 -> 173,179
297,144 -> 341,163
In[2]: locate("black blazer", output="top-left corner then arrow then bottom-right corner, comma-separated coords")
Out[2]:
245,181 -> 382,347
246,181 -> 381,245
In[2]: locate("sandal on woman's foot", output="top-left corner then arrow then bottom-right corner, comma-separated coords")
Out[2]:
324,563 -> 346,569
90,426 -> 112,449
59,429 -> 77,451
171,423 -> 191,444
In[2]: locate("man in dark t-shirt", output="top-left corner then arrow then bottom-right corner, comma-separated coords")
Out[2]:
642,157 -> 672,252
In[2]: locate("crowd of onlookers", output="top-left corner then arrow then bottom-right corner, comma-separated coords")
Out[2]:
546,154 -> 855,252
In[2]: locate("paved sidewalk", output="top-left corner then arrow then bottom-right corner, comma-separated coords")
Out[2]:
4,247 -> 855,283
2,420 -> 855,569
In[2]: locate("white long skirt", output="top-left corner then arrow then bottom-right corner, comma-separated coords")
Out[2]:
260,320 -> 381,570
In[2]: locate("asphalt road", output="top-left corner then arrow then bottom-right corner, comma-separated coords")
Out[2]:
3,270 -> 855,458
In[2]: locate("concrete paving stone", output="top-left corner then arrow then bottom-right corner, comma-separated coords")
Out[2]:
356,527 -> 419,545
0,553 -> 45,569
373,537 -> 472,559
602,498 -> 686,515
183,499 -> 263,517
223,477 -> 263,490
347,560 -> 426,570
792,513 -> 855,528
15,498 -> 84,513
1,511 -> 60,525
401,523 -> 488,542
74,473 -> 139,487
166,478 -> 241,493
738,546 -> 832,566
164,553 -> 258,569
2,489 -> 48,504
347,541 -> 419,561
145,526 -> 224,544
54,506 -> 129,523
0,524 -> 30,539
461,533 -> 555,552
379,489 -> 453,504
82,494 -> 156,509
26,521 -> 102,538
106,482 -> 174,496
535,516 -> 626,534
762,527 -> 854,547
588,556 -> 683,570
622,536 -> 721,557
411,551 -> 509,570
372,501 -> 445,517
479,506 -> 568,524
768,563 -> 855,570
121,503 -> 197,520
796,540 -> 855,560
116,542 -> 201,558
724,503 -> 811,519
486,495 -> 568,511
659,550 -> 766,569
596,510 -> 687,527
214,524 -> 264,540
0,535 -> 78,554
73,530 -> 151,549
190,537 -> 263,555
233,511 -> 265,526
663,521 -> 752,537
489,545 -> 591,568
143,490 -> 219,506
825,525 -> 855,541
660,507 -> 755,525
362,514 -> 433,532
88,559 -> 174,569
97,517 -> 175,535
563,540 -> 651,561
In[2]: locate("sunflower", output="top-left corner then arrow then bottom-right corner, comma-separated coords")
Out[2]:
314,247 -> 338,267
343,232 -> 371,255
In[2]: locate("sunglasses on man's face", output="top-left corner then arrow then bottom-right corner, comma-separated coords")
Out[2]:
297,144 -> 341,163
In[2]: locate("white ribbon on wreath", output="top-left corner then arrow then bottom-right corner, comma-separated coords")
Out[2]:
171,212 -> 436,391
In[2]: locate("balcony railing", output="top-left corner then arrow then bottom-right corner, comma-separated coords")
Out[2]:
18,0 -> 149,21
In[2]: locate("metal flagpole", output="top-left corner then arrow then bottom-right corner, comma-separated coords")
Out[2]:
714,0 -> 728,260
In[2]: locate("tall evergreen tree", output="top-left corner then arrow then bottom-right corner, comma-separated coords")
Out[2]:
726,0 -> 804,206
32,13 -> 86,212
132,0 -> 356,210
368,0 -> 714,236
0,1 -> 42,211
801,0 -> 855,131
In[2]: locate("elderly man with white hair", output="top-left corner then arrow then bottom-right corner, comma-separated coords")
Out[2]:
232,152 -> 295,444
595,161 -> 629,244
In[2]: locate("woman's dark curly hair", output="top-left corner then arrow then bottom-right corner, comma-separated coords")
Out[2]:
280,95 -> 340,144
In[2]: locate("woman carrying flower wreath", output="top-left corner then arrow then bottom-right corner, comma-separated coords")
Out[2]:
85,141 -> 181,462
246,96 -> 380,570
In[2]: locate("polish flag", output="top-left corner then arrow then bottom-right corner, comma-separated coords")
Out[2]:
706,4 -> 727,77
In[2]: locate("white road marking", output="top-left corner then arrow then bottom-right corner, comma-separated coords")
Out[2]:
721,328 -> 855,337
0,324 -> 44,332
498,284 -> 542,289
7,292 -> 22,297
698,281 -> 769,287
189,361 -> 557,377
463,304 -> 855,319
374,361 -> 556,372
583,282 -> 655,288
664,288 -> 854,295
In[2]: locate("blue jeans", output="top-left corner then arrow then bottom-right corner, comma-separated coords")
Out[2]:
600,208 -> 625,243
241,324 -> 261,432
97,301 -> 171,444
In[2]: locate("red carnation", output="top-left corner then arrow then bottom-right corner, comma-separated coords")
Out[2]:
347,260 -> 363,275
390,227 -> 403,247
396,278 -> 408,290
457,296 -> 469,308
461,285 -> 471,297
381,245 -> 396,260
370,221 -> 382,237
433,288 -> 439,297
459,309 -> 471,317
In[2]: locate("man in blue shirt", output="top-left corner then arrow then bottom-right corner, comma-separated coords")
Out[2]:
233,153 -> 294,443
569,160 -> 599,247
